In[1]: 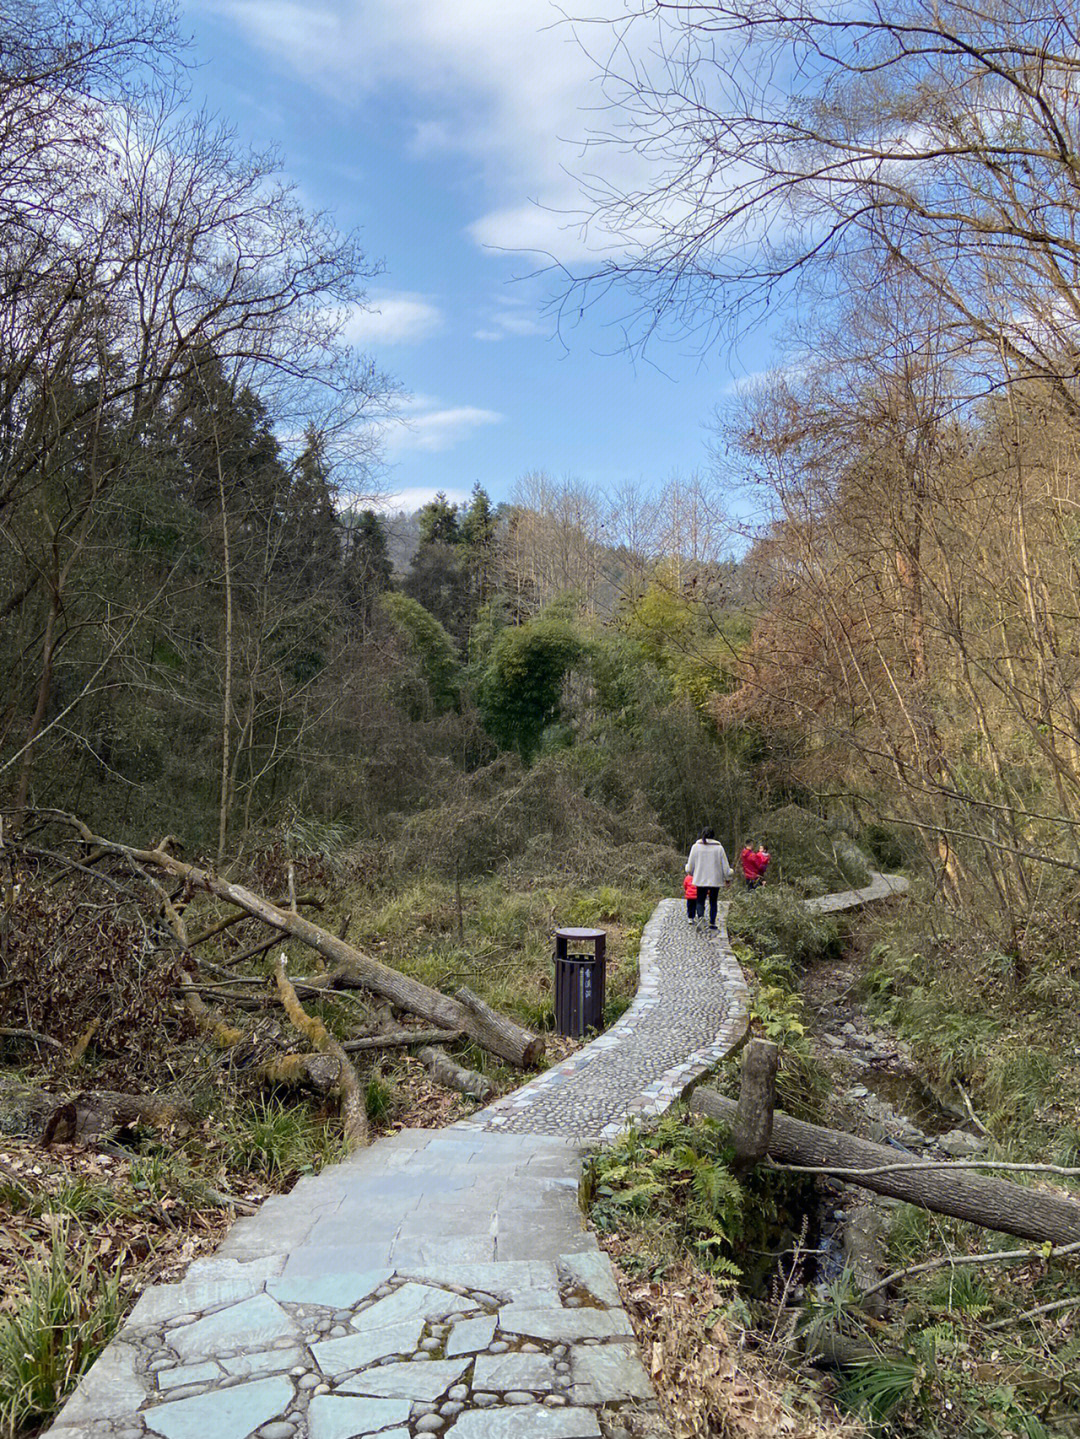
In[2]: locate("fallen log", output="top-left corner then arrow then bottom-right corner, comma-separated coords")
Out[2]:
186,895 -> 323,948
454,986 -> 545,1068
46,817 -> 544,1070
417,1045 -> 494,1102
690,1087 -> 1080,1246
343,1027 -> 464,1052
42,1090 -> 196,1144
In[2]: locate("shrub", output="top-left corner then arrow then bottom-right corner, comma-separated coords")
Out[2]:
727,885 -> 841,968
748,805 -> 871,892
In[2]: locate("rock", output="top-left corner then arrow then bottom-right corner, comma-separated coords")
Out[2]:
823,1034 -> 846,1049
939,1129 -> 986,1158
415,1416 -> 444,1433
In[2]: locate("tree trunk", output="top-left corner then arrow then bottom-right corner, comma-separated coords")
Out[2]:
417,1045 -> 494,1102
731,1038 -> 778,1175
454,986 -> 545,1068
42,1090 -> 196,1144
273,952 -> 367,1150
690,1087 -> 1080,1245
258,1051 -> 341,1093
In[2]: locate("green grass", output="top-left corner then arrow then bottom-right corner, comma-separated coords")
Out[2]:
220,1097 -> 344,1182
0,1228 -> 122,1438
329,875 -> 655,1036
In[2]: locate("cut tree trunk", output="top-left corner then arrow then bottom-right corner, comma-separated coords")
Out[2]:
731,1038 -> 778,1175
52,821 -> 544,1071
453,986 -> 545,1068
258,1051 -> 341,1093
42,1090 -> 196,1144
690,1087 -> 1080,1246
417,1045 -> 494,1102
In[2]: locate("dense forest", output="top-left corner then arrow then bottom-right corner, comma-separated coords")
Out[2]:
3,2 -> 1080,1437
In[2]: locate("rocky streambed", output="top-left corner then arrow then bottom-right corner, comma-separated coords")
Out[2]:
794,953 -> 988,1311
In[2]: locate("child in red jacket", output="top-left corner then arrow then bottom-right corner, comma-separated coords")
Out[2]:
683,872 -> 698,921
740,842 -> 770,890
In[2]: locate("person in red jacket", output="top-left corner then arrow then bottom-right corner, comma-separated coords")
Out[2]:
682,872 -> 699,922
740,842 -> 770,890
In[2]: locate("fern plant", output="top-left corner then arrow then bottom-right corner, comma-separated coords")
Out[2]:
586,1114 -> 745,1280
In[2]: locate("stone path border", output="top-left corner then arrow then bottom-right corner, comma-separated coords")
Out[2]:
45,872 -> 906,1439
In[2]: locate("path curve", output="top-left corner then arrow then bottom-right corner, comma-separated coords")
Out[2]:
45,872 -> 905,1439
460,900 -> 749,1144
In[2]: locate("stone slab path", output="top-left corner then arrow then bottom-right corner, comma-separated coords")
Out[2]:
47,874 -> 904,1439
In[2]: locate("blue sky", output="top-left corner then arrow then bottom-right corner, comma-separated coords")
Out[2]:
182,1 -> 776,516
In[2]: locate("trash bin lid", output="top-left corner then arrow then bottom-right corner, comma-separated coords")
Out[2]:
554,927 -> 606,940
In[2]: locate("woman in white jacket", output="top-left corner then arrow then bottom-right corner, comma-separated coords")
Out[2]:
685,827 -> 732,929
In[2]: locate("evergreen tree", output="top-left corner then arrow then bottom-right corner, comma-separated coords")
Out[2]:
342,508 -> 392,627
416,491 -> 461,546
405,491 -> 469,642
460,482 -> 497,610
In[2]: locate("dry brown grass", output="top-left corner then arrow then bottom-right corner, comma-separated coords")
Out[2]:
600,1249 -> 865,1439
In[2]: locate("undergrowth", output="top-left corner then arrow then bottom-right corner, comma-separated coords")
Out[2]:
333,874 -> 656,1036
807,896 -> 1080,1438
0,1228 -> 122,1438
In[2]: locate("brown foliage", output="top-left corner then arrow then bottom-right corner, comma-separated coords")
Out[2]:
1,865 -> 194,1085
604,1253 -> 862,1439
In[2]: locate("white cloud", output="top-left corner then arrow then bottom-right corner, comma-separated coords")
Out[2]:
340,293 -> 443,346
380,396 -> 504,453
473,294 -> 549,342
208,0 -> 669,265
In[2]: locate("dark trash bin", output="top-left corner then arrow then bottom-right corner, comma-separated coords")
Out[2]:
553,927 -> 606,1038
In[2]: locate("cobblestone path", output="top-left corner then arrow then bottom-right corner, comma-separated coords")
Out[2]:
46,876 -> 903,1439
459,898 -> 749,1143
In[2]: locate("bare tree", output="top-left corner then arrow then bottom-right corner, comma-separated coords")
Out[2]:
573,0 -> 1080,405
0,5 -> 395,826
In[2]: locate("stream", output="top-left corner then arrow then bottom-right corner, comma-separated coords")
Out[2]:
793,951 -> 988,1294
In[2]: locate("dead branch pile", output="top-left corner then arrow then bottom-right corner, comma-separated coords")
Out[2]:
0,810 -> 544,1145
0,863 -> 196,1081
612,1257 -> 864,1439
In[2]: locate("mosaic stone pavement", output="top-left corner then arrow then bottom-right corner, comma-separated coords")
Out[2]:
46,874 -> 904,1439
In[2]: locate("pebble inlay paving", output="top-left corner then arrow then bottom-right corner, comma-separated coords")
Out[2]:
45,876 -> 904,1439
